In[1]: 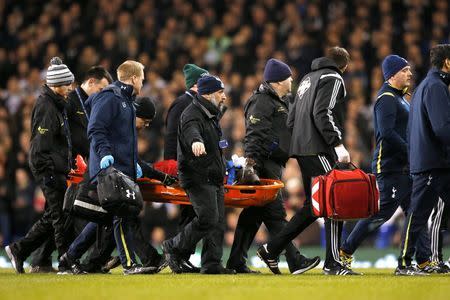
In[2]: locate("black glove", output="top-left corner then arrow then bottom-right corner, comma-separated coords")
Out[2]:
42,174 -> 57,188
161,173 -> 178,186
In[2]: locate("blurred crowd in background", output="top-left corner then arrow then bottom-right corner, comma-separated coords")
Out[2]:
0,0 -> 449,253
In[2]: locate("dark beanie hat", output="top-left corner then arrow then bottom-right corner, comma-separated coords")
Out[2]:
382,55 -> 409,80
263,58 -> 292,83
134,96 -> 156,119
197,75 -> 224,95
183,64 -> 209,89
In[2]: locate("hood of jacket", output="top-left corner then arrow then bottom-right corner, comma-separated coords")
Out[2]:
311,57 -> 342,74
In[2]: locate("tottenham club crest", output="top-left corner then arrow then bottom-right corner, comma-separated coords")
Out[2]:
297,77 -> 311,99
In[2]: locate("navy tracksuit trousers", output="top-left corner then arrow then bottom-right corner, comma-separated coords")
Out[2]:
399,169 -> 450,267
342,173 -> 430,260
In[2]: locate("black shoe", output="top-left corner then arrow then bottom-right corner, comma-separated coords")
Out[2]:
231,265 -> 261,274
123,264 -> 156,275
144,255 -> 168,274
5,245 -> 24,274
58,253 -> 87,275
257,244 -> 281,274
101,256 -> 121,273
200,265 -> 237,274
323,264 -> 362,275
292,256 -> 321,275
80,263 -> 109,274
182,259 -> 201,273
161,240 -> 185,274
30,265 -> 57,273
394,265 -> 429,276
435,262 -> 450,274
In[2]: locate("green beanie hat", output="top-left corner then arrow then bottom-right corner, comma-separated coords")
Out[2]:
183,64 -> 208,89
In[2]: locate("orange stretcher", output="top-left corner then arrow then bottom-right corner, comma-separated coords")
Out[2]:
68,173 -> 283,208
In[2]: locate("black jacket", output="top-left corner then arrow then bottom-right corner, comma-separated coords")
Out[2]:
287,57 -> 346,158
29,85 -> 72,178
67,87 -> 89,159
244,82 -> 291,168
164,90 -> 196,160
177,95 -> 226,188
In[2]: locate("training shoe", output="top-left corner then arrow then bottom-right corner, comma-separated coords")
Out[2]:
123,264 -> 156,275
435,262 -> 450,274
200,265 -> 237,274
292,256 -> 321,275
417,261 -> 440,274
257,244 -> 281,274
339,249 -> 354,269
394,265 -> 429,276
323,264 -> 362,275
144,255 -> 168,274
161,240 -> 186,274
102,256 -> 121,273
58,253 -> 87,275
182,259 -> 201,273
30,265 -> 57,273
5,245 -> 24,274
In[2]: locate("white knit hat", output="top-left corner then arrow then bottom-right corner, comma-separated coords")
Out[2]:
46,57 -> 75,87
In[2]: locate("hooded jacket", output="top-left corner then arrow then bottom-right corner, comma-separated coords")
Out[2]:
287,57 -> 346,158
67,87 -> 89,159
86,81 -> 138,179
408,68 -> 450,173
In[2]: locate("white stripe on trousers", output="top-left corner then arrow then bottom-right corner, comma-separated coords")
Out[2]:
318,155 -> 340,263
429,198 -> 444,262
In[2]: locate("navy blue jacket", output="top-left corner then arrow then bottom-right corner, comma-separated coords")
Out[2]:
409,68 -> 450,173
86,81 -> 138,179
372,83 -> 410,174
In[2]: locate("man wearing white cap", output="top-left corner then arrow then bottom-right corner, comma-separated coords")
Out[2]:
6,57 -> 75,274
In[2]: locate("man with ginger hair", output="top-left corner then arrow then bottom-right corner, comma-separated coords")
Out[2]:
85,60 -> 151,275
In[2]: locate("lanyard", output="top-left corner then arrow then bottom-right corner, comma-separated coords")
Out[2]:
75,88 -> 89,120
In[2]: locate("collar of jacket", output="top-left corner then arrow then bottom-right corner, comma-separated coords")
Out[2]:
113,81 -> 134,101
384,82 -> 408,96
42,84 -> 67,111
311,57 -> 342,74
257,81 -> 289,105
429,67 -> 450,86
193,94 -> 220,119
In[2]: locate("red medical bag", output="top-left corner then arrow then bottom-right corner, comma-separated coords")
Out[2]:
311,165 -> 379,220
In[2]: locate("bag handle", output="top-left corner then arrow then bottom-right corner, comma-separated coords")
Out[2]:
88,168 -> 104,184
331,161 -> 358,171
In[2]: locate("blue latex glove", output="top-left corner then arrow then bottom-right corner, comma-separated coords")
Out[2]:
136,163 -> 143,178
100,155 -> 114,169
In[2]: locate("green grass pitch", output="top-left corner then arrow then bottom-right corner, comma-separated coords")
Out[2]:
0,268 -> 449,300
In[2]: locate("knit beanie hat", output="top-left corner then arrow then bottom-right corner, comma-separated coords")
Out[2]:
46,57 -> 75,87
183,64 -> 209,89
382,55 -> 409,80
263,58 -> 292,83
134,96 -> 156,119
197,75 -> 224,95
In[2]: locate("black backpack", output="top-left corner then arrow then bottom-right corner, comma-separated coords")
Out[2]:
97,166 -> 143,217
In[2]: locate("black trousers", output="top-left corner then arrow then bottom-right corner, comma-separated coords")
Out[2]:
267,155 -> 343,268
399,169 -> 450,267
178,204 -> 198,260
227,159 -> 303,272
166,184 -> 225,269
12,175 -> 68,260
30,216 -> 87,266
